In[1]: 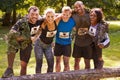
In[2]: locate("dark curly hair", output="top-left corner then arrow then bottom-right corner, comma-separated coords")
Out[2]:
90,8 -> 104,23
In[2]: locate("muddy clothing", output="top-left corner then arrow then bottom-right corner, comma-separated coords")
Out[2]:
72,12 -> 93,47
92,21 -> 109,47
90,21 -> 110,69
54,43 -> 72,57
54,18 -> 75,57
7,17 -> 43,54
72,12 -> 93,59
92,22 -> 109,55
72,44 -> 92,59
40,21 -> 57,44
34,21 -> 57,73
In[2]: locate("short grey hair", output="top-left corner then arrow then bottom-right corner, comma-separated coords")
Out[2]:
28,6 -> 39,13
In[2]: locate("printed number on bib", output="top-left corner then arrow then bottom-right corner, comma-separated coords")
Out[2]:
89,27 -> 96,36
59,32 -> 69,39
46,31 -> 57,37
78,28 -> 88,36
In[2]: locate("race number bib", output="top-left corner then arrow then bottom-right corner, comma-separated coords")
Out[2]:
78,28 -> 88,36
46,30 -> 57,37
30,26 -> 40,35
59,32 -> 69,39
89,27 -> 96,36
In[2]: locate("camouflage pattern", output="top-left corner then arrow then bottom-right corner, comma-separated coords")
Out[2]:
95,21 -> 109,44
6,17 -> 32,53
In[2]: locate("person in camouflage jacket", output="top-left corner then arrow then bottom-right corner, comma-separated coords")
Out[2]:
7,17 -> 32,53
2,6 -> 41,78
89,8 -> 110,70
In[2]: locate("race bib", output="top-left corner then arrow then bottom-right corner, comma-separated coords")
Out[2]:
89,27 -> 96,36
78,28 -> 88,36
30,26 -> 40,35
46,30 -> 57,37
59,32 -> 69,39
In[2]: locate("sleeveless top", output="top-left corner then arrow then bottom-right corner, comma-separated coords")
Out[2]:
40,21 -> 57,44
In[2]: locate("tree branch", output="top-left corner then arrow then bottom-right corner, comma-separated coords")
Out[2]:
1,68 -> 120,80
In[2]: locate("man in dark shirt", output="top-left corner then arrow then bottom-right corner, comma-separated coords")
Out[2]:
72,1 -> 93,70
2,6 -> 43,78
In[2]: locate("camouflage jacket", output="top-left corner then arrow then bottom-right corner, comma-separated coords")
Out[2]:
94,21 -> 110,46
7,17 -> 32,50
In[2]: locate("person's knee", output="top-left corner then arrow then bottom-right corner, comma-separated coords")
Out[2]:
84,59 -> 90,69
8,52 -> 16,58
75,58 -> 80,63
63,56 -> 69,64
56,56 -> 61,63
21,61 -> 27,68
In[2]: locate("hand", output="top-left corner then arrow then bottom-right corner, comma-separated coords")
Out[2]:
31,35 -> 39,44
51,42 -> 55,47
98,43 -> 104,48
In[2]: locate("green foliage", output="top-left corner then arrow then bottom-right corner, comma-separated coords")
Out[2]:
102,21 -> 120,69
0,26 -> 10,76
0,0 -> 120,20
107,21 -> 120,33
0,0 -> 24,12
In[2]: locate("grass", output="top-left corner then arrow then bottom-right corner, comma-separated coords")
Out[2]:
0,21 -> 120,80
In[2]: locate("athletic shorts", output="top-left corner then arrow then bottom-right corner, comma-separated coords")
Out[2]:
7,43 -> 32,63
20,43 -> 32,63
54,43 -> 71,57
72,44 -> 92,59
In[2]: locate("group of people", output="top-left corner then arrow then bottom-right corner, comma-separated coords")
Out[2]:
2,0 -> 110,78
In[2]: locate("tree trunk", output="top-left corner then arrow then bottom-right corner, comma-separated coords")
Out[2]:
0,68 -> 120,80
61,0 -> 64,8
12,6 -> 17,24
67,0 -> 72,7
2,12 -> 11,26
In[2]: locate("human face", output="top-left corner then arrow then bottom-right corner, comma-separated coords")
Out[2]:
62,11 -> 71,22
74,3 -> 84,15
90,11 -> 97,25
28,9 -> 39,24
46,12 -> 55,24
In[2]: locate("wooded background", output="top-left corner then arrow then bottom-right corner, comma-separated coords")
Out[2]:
0,0 -> 120,26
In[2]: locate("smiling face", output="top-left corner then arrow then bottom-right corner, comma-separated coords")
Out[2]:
28,8 -> 39,24
61,6 -> 72,22
90,11 -> 97,25
90,8 -> 103,26
74,1 -> 85,15
62,10 -> 71,22
46,12 -> 55,24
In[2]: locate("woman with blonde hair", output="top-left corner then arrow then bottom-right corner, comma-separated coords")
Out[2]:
34,8 -> 57,73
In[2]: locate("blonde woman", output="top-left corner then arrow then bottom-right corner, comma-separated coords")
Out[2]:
34,8 -> 57,73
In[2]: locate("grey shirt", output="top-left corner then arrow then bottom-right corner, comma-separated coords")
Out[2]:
72,12 -> 93,47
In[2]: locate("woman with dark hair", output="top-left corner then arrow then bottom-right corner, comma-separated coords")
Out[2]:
89,8 -> 110,69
